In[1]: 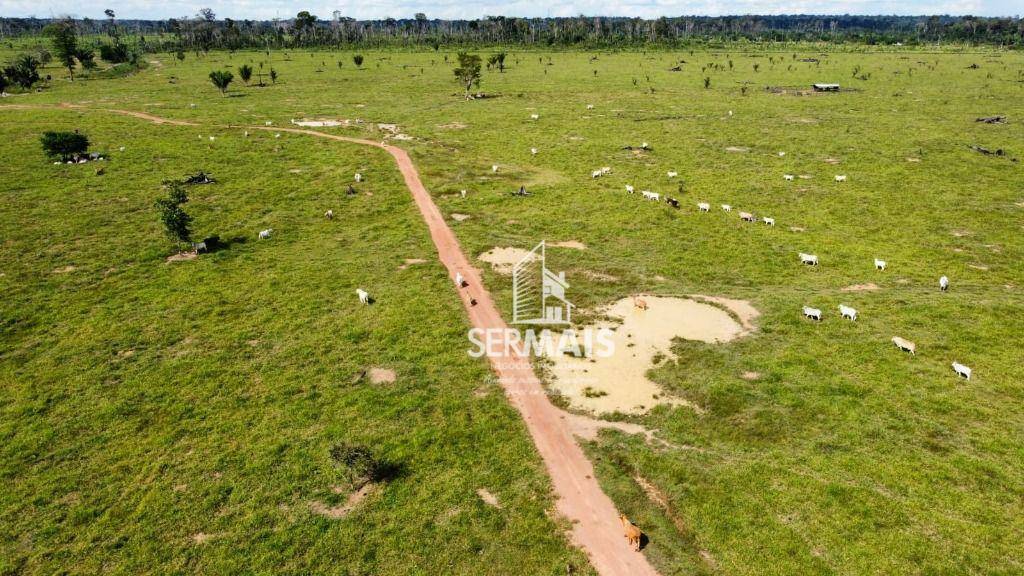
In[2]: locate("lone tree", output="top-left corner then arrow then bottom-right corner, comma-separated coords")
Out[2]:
45,19 -> 81,81
155,183 -> 193,252
488,52 -> 506,72
269,68 -> 278,84
40,131 -> 89,162
238,64 -> 253,85
453,52 -> 482,99
208,70 -> 234,95
0,71 -> 8,95
353,54 -> 364,68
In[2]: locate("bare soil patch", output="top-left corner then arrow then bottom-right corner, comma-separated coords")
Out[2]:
550,240 -> 587,250
310,483 -> 377,519
368,367 -> 397,384
842,283 -> 879,292
398,258 -> 427,270
451,213 -> 471,222
741,371 -> 760,381
52,265 -> 77,273
725,146 -> 749,153
548,296 -> 755,415
478,247 -> 535,274
476,488 -> 501,508
166,253 -> 197,263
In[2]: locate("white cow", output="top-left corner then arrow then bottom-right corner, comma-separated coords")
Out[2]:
892,336 -> 916,355
784,174 -> 795,181
492,165 -> 499,173
803,306 -> 823,321
592,170 -> 603,178
356,289 -> 370,304
460,189 -> 467,198
835,175 -> 847,182
530,147 -> 538,155
721,204 -> 732,212
875,258 -> 887,271
839,304 -> 857,321
259,228 -> 273,240
667,171 -> 678,178
586,104 -> 595,110
951,362 -> 972,380
600,167 -> 612,175
324,209 -> 333,220
740,212 -> 755,222
625,184 -> 635,194
940,276 -> 949,291
799,253 -> 819,266
698,202 -> 710,212
354,173 -> 363,182
642,191 -> 660,201
455,272 -> 465,287
530,113 -> 539,120
763,217 -> 775,226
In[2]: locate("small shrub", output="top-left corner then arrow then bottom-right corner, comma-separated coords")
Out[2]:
238,64 -> 252,85
4,54 -> 41,89
154,182 -> 192,251
353,54 -> 363,67
208,70 -> 233,95
329,443 -> 398,488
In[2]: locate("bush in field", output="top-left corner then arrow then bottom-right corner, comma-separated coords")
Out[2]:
453,52 -> 482,99
76,47 -> 96,70
40,131 -> 89,161
238,64 -> 252,85
488,51 -> 506,72
208,70 -> 233,95
0,71 -> 7,94
176,50 -> 185,63
329,443 -> 398,488
99,42 -> 131,63
4,54 -> 41,89
353,54 -> 364,67
704,76 -> 711,89
155,183 -> 192,251
269,68 -> 278,84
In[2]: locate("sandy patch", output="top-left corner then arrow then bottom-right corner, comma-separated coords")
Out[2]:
291,119 -> 345,127
951,229 -> 972,237
790,226 -> 806,232
824,157 -> 841,164
166,253 -> 197,263
842,283 -> 879,292
968,264 -> 989,271
725,146 -> 749,153
476,488 -> 501,508
288,168 -> 303,174
741,371 -> 760,381
310,483 -> 376,519
550,240 -> 587,250
559,409 -> 663,445
451,213 -> 471,222
368,367 -> 396,384
906,157 -> 921,162
398,258 -> 427,270
53,265 -> 77,273
438,122 -> 467,129
192,533 -> 214,544
478,247 -> 535,274
548,296 -> 755,415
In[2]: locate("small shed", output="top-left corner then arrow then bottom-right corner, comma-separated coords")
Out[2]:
812,83 -> 841,92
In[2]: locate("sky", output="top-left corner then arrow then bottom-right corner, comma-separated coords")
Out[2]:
0,0 -> 1019,21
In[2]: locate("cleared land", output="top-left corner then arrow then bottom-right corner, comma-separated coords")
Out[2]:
2,45 -> 1024,575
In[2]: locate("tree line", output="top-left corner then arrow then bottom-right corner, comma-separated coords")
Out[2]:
1,13 -> 1022,50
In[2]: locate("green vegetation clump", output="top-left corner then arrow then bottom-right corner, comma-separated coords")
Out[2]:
39,130 -> 88,161
208,69 -> 233,94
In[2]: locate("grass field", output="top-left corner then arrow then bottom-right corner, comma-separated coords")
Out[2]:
2,42 -> 1023,575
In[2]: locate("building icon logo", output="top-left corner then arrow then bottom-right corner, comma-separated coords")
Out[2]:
512,241 -> 573,325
